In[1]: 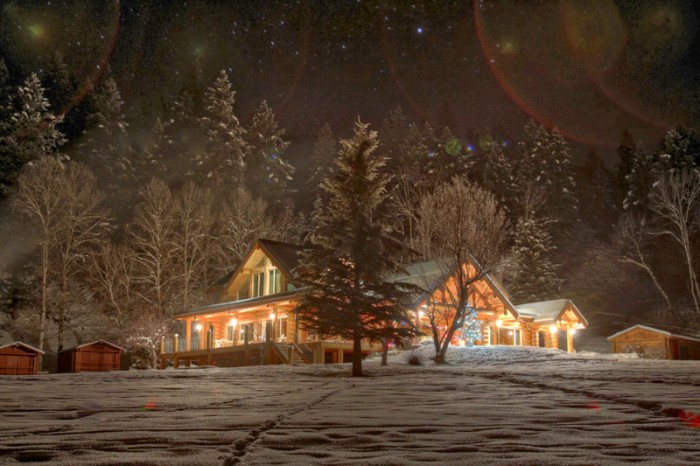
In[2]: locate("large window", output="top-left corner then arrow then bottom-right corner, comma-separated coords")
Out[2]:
278,316 -> 288,339
252,272 -> 265,297
268,268 -> 281,295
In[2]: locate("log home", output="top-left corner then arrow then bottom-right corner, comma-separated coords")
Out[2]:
160,239 -> 588,368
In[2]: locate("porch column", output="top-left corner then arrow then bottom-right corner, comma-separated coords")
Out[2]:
567,324 -> 574,353
198,322 -> 205,350
185,318 -> 192,351
336,348 -> 344,364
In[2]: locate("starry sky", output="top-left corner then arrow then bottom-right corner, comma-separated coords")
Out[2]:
1,0 -> 699,155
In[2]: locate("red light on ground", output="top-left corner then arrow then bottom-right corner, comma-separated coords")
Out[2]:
587,400 -> 601,410
678,410 -> 700,428
143,400 -> 158,411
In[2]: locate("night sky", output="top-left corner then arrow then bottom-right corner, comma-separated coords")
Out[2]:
1,0 -> 699,157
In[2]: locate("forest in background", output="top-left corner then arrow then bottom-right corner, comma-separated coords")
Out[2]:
0,56 -> 699,365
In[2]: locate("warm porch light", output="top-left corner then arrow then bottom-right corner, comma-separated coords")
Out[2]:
269,311 -> 276,320
570,328 -> 577,335
549,324 -> 557,334
495,320 -> 503,327
229,318 -> 238,327
417,310 -> 425,318
195,323 -> 203,332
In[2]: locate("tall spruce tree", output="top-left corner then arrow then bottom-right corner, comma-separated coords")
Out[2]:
308,122 -> 337,194
0,73 -> 65,196
296,120 -> 415,377
516,121 -> 579,236
198,69 -> 249,184
508,215 -> 562,303
245,100 -> 294,205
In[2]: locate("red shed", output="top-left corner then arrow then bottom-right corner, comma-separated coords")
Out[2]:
0,342 -> 44,375
57,340 -> 125,373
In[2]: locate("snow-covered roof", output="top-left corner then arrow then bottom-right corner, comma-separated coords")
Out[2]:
607,324 -> 700,343
515,299 -> 588,326
61,340 -> 125,353
0,341 -> 44,354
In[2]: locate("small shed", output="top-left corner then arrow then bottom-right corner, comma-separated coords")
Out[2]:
608,324 -> 700,360
57,340 -> 125,373
0,342 -> 44,375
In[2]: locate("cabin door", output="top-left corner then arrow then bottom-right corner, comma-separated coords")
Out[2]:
513,329 -> 521,346
538,331 -> 546,348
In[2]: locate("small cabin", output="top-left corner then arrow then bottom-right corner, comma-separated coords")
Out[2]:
0,342 -> 44,375
608,324 -> 700,360
57,340 -> 125,373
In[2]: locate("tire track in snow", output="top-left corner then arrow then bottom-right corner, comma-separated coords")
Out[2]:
220,379 -> 354,465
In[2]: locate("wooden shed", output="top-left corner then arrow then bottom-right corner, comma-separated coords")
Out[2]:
57,340 -> 125,373
0,342 -> 44,375
608,324 -> 700,360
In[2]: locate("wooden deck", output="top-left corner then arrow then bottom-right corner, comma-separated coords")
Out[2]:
159,341 -> 383,369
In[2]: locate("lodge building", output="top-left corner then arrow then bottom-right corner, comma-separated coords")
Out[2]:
160,239 -> 588,368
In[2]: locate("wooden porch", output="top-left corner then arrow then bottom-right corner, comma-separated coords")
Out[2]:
159,340 -> 383,369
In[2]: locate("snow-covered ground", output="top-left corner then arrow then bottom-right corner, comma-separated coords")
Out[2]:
1,346 -> 700,465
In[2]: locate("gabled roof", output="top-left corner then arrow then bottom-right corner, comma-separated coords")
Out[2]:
220,238 -> 305,292
60,340 -> 125,353
515,299 -> 588,326
258,239 -> 305,275
392,257 -> 518,317
0,341 -> 44,354
607,324 -> 700,343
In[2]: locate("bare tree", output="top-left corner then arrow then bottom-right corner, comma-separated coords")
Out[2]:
123,307 -> 173,368
173,182 -> 216,312
13,156 -> 66,351
85,240 -> 137,338
51,163 -> 109,350
212,187 -> 275,273
618,213 -> 673,309
649,170 -> 700,313
416,177 -> 506,363
130,178 -> 177,316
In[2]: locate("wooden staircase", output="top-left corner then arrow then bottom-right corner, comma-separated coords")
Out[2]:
290,346 -> 309,365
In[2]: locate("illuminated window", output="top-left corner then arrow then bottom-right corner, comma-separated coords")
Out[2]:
268,268 -> 281,294
252,272 -> 264,297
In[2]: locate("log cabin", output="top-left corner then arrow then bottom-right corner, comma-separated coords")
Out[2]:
608,324 -> 700,360
160,239 -> 588,368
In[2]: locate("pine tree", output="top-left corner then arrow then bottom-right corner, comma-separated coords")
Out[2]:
135,117 -> 172,184
81,74 -> 133,186
481,140 -> 517,220
308,123 -> 337,193
516,121 -> 579,236
0,73 -> 65,196
245,100 -> 294,205
616,130 -> 636,207
296,120 -> 415,377
509,215 -> 562,303
197,69 -> 249,184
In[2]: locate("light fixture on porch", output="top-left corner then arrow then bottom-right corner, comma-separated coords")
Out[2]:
417,310 -> 425,318
549,324 -> 557,334
570,328 -> 577,335
495,320 -> 503,327
195,322 -> 203,332
229,318 -> 238,327
269,311 -> 276,320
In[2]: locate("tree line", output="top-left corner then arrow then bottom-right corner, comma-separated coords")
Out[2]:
0,58 -> 699,368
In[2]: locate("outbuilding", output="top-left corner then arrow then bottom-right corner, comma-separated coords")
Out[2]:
608,324 -> 700,360
0,342 -> 44,375
57,340 -> 125,373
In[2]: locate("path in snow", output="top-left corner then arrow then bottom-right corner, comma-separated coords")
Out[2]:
0,346 -> 699,465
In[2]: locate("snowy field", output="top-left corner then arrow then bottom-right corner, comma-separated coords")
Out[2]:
1,346 -> 700,466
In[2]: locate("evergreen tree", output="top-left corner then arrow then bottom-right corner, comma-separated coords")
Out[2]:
481,140 -> 517,220
307,123 -> 337,193
43,52 -> 89,142
577,151 -> 617,232
296,120 -> 415,377
135,117 -> 172,184
245,100 -> 294,205
0,73 -> 65,196
197,69 -> 249,184
616,130 -> 636,207
509,215 -> 562,303
516,121 -> 579,236
81,74 -> 133,187
622,144 -> 654,211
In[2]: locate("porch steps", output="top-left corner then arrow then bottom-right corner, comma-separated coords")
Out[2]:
290,347 -> 310,365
